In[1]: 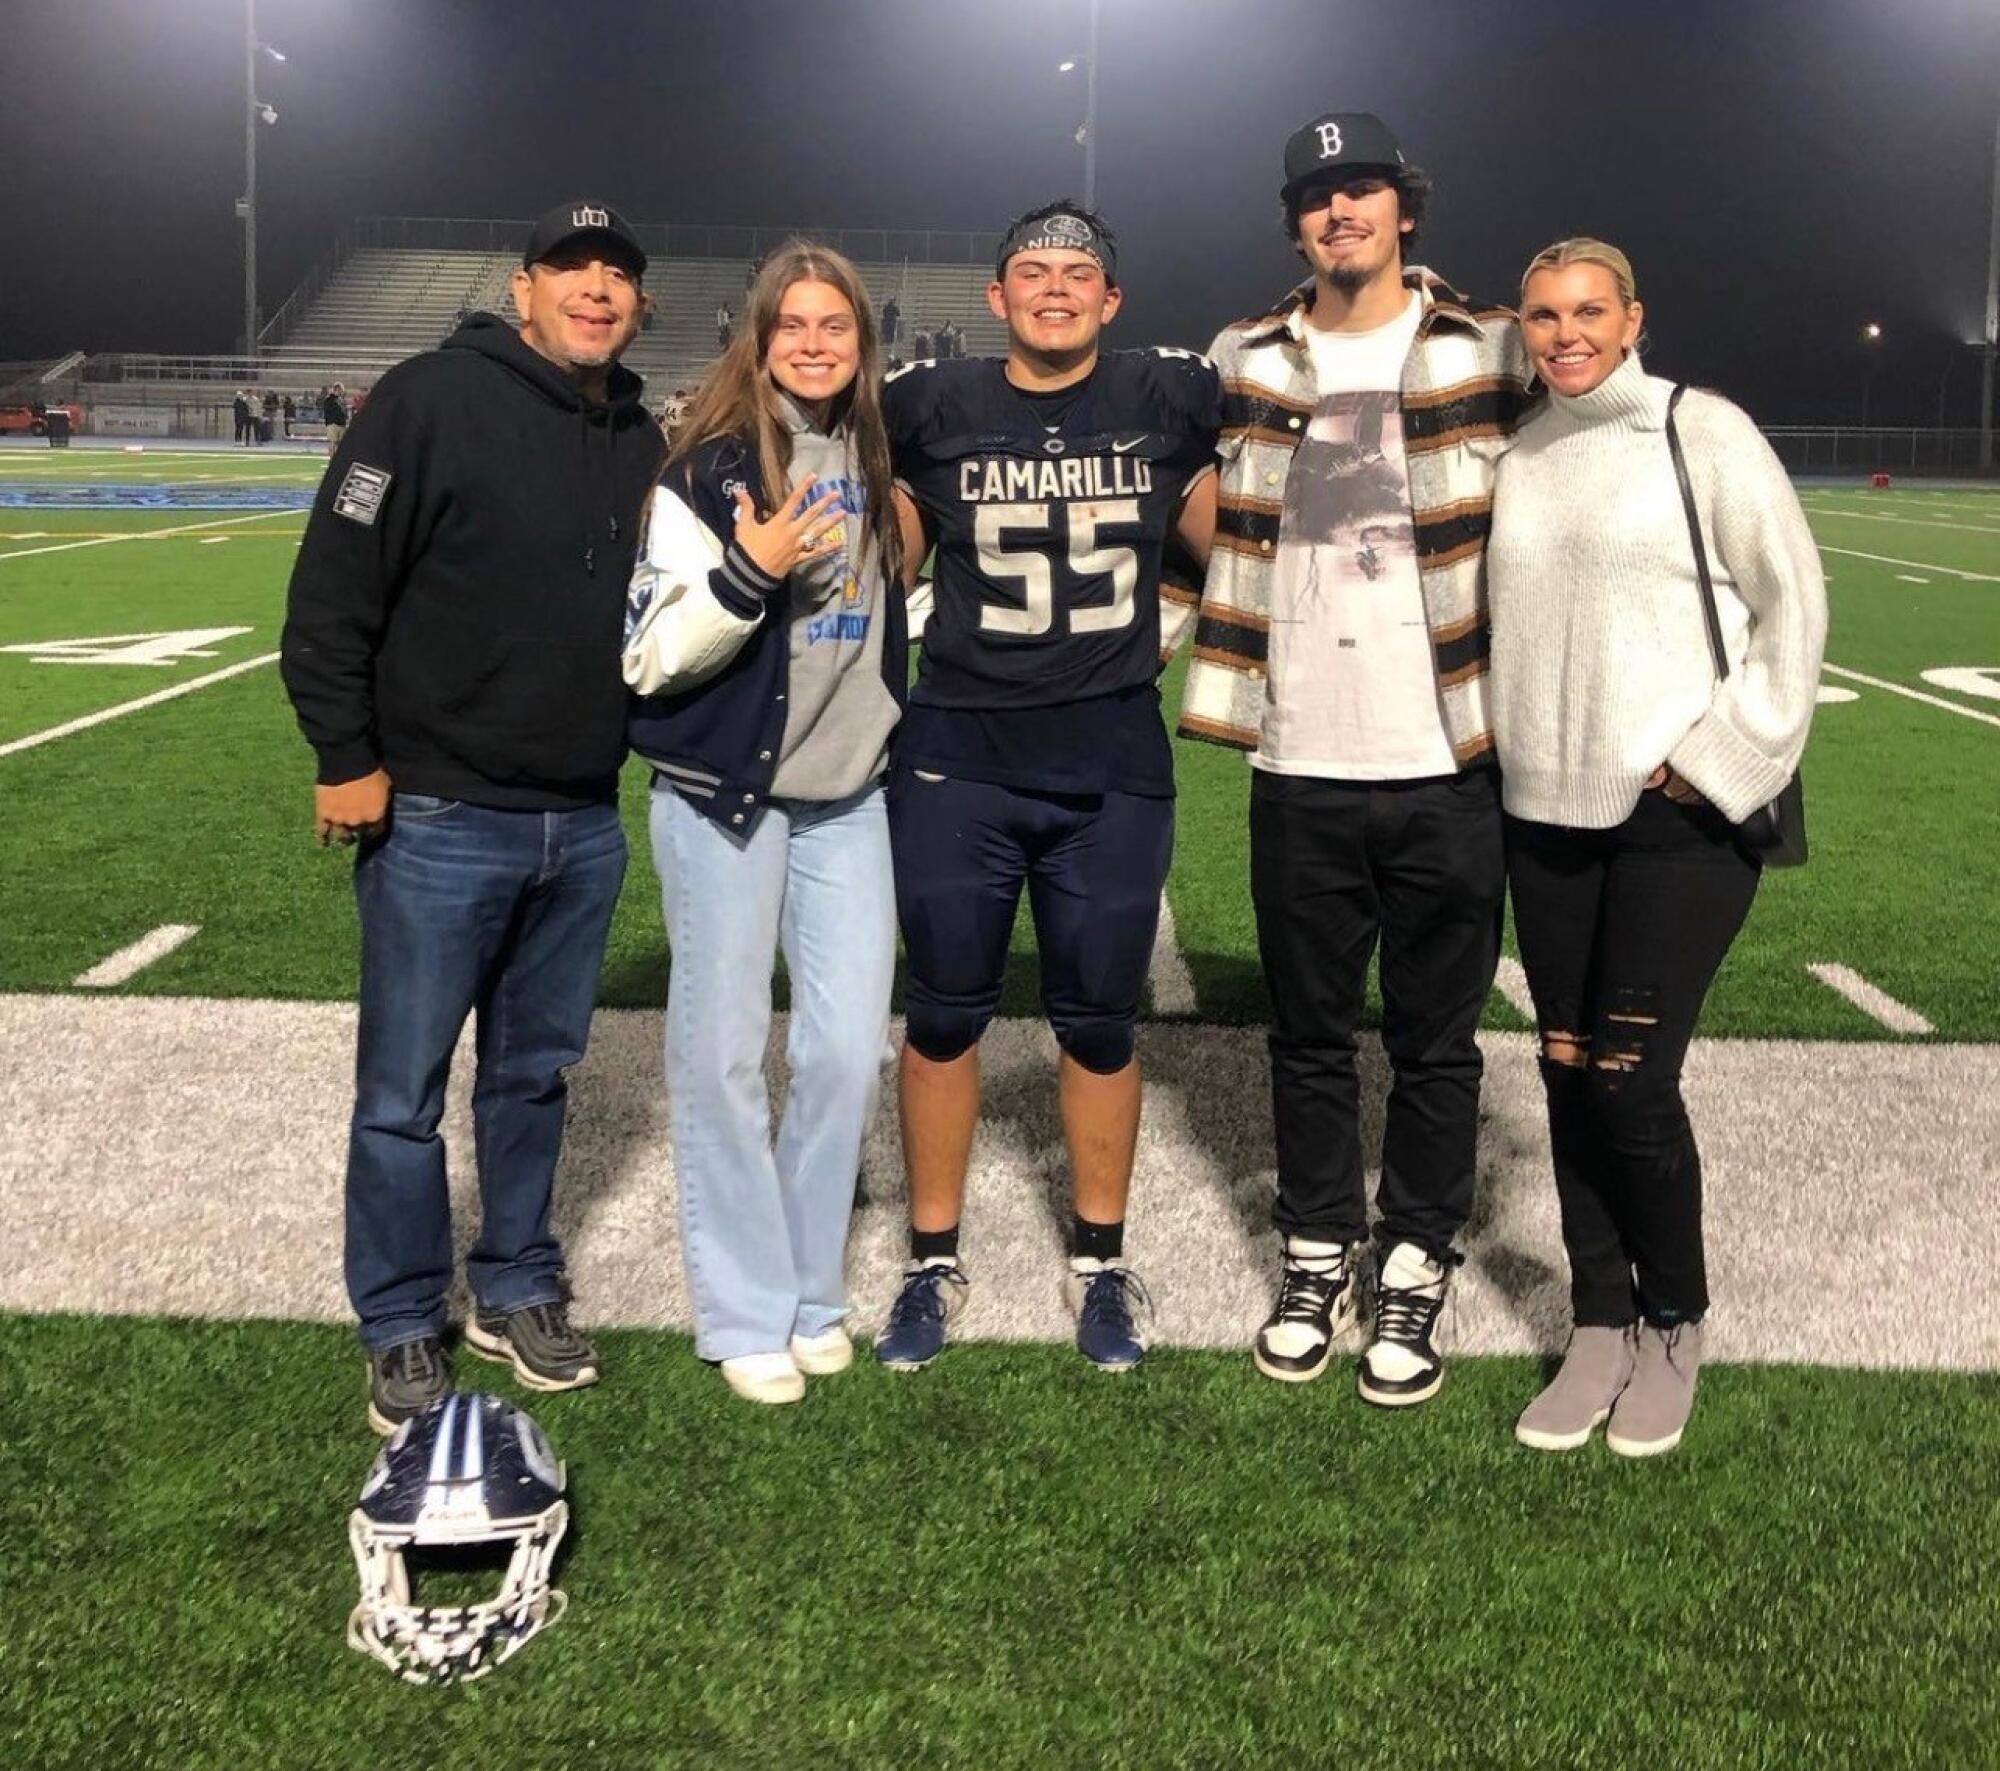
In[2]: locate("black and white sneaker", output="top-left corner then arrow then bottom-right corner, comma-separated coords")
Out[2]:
1252,1238 -> 1357,1383
366,1334 -> 451,1436
1357,1241 -> 1451,1408
465,1299 -> 600,1393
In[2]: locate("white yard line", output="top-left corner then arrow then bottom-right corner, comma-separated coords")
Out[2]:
1896,573 -> 1931,583
74,925 -> 200,989
198,535 -> 232,544
1492,956 -> 1536,1023
0,652 -> 280,758
1806,963 -> 1935,1036
1804,502 -> 2000,536
1147,891 -> 1198,1016
0,509 -> 301,563
1816,545 -> 2000,583
1821,664 -> 2000,730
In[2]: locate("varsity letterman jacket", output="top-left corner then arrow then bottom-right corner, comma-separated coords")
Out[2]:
1169,266 -> 1535,763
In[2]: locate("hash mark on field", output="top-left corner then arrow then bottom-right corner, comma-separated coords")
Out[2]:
1895,573 -> 1930,583
1492,957 -> 1536,1023
0,652 -> 280,758
1807,964 -> 1934,1037
198,536 -> 231,544
74,924 -> 200,989
1821,664 -> 2000,730
1147,892 -> 1197,1016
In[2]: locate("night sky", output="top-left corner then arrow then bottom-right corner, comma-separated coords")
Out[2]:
3,0 -> 1996,426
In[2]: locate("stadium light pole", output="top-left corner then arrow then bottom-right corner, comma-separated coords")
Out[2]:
1056,0 -> 1101,208
1981,93 -> 1998,470
239,1 -> 285,360
1859,322 -> 1882,429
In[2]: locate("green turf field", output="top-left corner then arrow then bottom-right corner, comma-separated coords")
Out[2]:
3,1314 -> 1996,1770
1,456 -> 1995,1037
2,449 -> 1997,1768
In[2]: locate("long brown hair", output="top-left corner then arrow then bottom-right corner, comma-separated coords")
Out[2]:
669,240 -> 900,583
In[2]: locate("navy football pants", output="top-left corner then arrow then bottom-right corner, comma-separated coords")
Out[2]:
887,765 -> 1173,1073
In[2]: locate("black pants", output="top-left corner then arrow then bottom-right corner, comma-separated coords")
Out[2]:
1505,793 -> 1759,1328
1250,768 -> 1504,1258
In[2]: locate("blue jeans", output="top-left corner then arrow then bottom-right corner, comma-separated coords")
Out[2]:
650,780 -> 895,1362
346,794 -> 626,1350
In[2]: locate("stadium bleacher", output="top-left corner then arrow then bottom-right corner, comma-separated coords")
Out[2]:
266,238 -> 1009,402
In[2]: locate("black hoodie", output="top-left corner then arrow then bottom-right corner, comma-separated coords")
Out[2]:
280,313 -> 663,809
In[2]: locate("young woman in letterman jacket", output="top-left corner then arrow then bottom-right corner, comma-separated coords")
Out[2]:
623,242 -> 907,1405
1487,239 -> 1826,1459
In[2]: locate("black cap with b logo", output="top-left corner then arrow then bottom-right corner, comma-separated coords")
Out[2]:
522,202 -> 648,278
1280,113 -> 1406,200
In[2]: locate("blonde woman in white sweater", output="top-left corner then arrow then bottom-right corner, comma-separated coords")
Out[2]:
1486,239 -> 1825,1458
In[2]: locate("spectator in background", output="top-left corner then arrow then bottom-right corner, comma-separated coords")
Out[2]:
717,302 -> 733,350
283,394 -> 297,439
322,383 -> 349,457
912,327 -> 932,362
233,389 -> 252,445
262,388 -> 280,443
279,200 -> 662,1436
939,318 -> 961,360
662,386 -> 690,433
881,294 -> 901,351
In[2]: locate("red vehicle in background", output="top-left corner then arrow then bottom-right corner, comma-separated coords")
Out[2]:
0,401 -> 85,436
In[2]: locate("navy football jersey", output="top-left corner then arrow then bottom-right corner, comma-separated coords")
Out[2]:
886,349 -> 1221,712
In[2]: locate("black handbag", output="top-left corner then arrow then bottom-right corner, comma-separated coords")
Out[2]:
1663,385 -> 1808,868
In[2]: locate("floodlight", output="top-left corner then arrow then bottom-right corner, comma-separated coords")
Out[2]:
1862,322 -> 1882,341
256,101 -> 278,125
258,41 -> 287,62
1058,58 -> 1078,72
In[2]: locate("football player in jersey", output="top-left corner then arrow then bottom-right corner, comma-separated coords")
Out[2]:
874,202 -> 1220,1374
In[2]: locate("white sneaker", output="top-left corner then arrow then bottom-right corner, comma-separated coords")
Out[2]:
720,1351 -> 805,1404
789,1326 -> 854,1376
1357,1241 -> 1451,1408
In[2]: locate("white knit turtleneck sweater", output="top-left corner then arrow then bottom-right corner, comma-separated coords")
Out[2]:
1487,354 -> 1827,829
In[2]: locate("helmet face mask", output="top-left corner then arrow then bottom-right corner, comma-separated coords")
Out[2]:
345,1394 -> 570,1685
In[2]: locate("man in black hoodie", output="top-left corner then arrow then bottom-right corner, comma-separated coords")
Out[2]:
281,202 -> 662,1434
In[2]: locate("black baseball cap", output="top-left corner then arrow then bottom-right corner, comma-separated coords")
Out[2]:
1280,113 -> 1406,200
522,202 -> 647,278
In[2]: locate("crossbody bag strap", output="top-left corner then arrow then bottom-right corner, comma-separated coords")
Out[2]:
1664,383 -> 1730,683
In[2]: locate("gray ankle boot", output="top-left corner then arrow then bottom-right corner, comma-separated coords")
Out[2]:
1606,1321 -> 1703,1457
1515,1325 -> 1637,1451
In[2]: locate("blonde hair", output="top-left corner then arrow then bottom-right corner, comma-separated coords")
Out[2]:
1519,237 -> 1639,307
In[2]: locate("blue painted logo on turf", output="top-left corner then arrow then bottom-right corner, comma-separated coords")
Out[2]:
0,484 -> 315,510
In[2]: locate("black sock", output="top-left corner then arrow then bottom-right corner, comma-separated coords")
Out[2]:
911,1224 -> 960,1265
1072,1215 -> 1124,1263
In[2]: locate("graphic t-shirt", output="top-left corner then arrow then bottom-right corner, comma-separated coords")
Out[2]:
769,407 -> 897,801
1254,292 -> 1457,780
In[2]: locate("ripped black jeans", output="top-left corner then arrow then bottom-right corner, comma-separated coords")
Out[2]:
1505,793 -> 1759,1328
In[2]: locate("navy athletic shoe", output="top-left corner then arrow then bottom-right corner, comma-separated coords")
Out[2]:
873,1260 -> 969,1371
1071,1262 -> 1152,1372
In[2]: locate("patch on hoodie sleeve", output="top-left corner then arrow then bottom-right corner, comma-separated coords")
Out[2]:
331,462 -> 393,526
